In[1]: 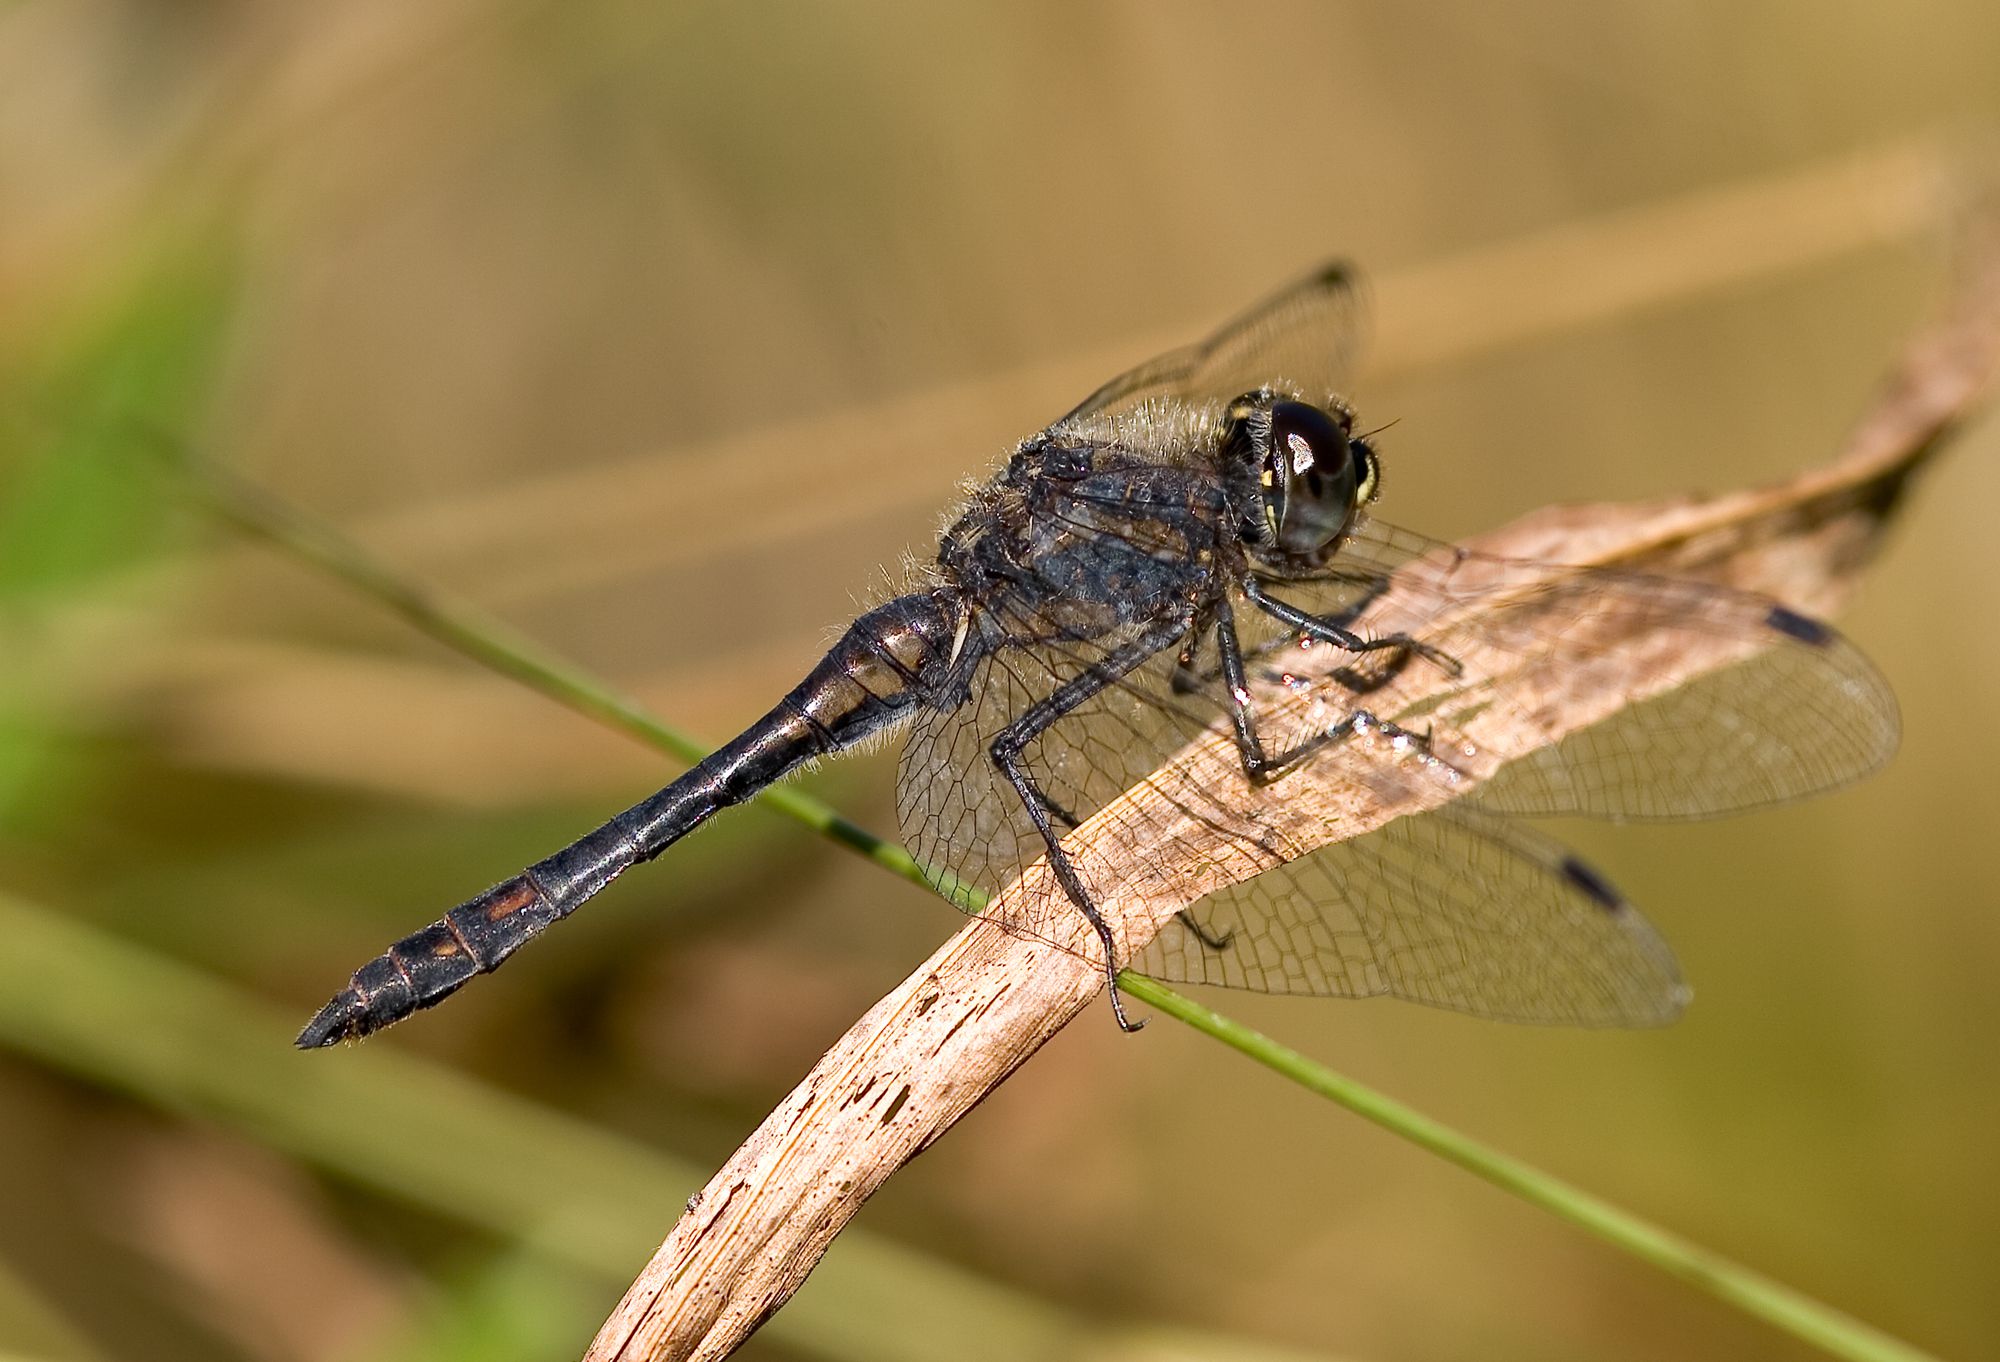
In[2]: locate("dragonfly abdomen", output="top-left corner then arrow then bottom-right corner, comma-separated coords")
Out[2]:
293,874 -> 561,1047
785,589 -> 967,742
297,591 -> 966,1047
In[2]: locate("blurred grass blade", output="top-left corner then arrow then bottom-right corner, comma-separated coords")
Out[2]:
1118,975 -> 1940,1362
1,244 -> 237,597
0,1253 -> 105,1362
0,243 -> 240,831
0,888 -> 1084,1362
365,1246 -> 616,1362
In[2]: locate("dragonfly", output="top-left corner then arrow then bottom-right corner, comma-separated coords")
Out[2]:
297,263 -> 1899,1046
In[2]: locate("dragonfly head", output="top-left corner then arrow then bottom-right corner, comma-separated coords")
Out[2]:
1225,391 -> 1379,568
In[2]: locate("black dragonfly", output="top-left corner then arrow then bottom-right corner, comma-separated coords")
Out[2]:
297,264 -> 1898,1046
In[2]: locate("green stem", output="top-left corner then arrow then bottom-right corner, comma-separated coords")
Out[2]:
174,455 -> 1938,1362
179,457 -> 948,902
1117,973 -> 1939,1362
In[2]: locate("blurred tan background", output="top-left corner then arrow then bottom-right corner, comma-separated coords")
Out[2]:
2,4 -> 1998,1361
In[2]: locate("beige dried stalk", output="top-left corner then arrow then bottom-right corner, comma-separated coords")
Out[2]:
587,228 -> 2000,1362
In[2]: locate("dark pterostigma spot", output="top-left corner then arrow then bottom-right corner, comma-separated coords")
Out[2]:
1765,604 -> 1833,647
1560,855 -> 1626,912
1310,259 -> 1353,290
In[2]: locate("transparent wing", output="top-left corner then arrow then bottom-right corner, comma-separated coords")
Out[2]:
1134,804 -> 1688,1026
896,599 -> 1217,920
895,512 -> 1893,1027
1054,262 -> 1369,427
895,531 -> 1421,931
1243,518 -> 1901,821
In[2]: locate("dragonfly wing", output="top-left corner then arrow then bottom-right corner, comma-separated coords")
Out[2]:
1054,262 -> 1369,427
1471,616 -> 1897,819
896,598 -> 1221,927
1134,803 -> 1688,1026
1248,518 -> 1900,820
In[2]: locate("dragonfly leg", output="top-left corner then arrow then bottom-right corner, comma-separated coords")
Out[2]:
1169,602 -> 1219,695
1152,617 -> 1241,955
1032,756 -> 1232,955
1213,600 -> 1447,786
1240,575 -> 1461,677
989,618 -> 1193,1032
1188,572 -> 1416,697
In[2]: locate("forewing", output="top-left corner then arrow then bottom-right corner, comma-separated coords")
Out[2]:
1055,262 -> 1368,427
1134,804 -> 1687,1026
1245,519 -> 1900,821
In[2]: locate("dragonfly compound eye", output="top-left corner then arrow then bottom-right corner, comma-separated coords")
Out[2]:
1266,400 -> 1361,555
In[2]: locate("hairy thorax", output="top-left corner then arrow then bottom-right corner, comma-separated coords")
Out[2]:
936,435 -> 1230,648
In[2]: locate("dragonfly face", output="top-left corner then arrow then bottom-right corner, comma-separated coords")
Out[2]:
1222,390 -> 1381,570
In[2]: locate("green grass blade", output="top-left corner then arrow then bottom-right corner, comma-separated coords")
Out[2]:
1117,973 -> 1940,1362
170,455 -> 955,905
0,1252 -> 105,1362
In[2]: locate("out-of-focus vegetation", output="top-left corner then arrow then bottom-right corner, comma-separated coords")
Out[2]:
1,5 -> 1997,1361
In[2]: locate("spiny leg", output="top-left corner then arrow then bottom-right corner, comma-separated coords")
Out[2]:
1169,601 -> 1219,696
1240,575 -> 1462,678
1029,760 -> 1232,955
1030,788 -> 1081,829
1213,598 -> 1446,785
1179,570 -> 1398,695
1165,589 -> 1437,952
989,620 -> 1192,1032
